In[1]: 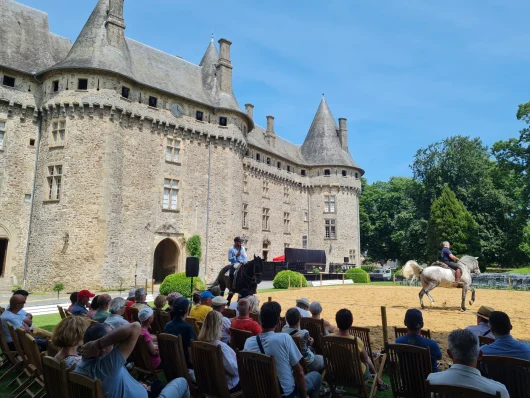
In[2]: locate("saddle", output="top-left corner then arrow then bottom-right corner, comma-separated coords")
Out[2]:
431,261 -> 456,276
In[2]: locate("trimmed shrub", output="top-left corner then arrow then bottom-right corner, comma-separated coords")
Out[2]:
273,270 -> 308,289
361,265 -> 377,273
186,235 -> 202,260
345,268 -> 369,283
160,272 -> 206,296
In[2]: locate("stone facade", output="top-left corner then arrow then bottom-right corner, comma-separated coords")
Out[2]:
0,0 -> 363,291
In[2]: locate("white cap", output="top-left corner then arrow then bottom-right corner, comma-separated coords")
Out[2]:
138,307 -> 154,322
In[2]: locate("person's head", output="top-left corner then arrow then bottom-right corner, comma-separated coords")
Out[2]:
210,286 -> 221,297
154,295 -> 167,310
238,289 -> 250,300
200,291 -> 214,306
69,291 -> 79,305
138,307 -> 154,327
296,297 -> 310,311
286,308 -> 301,328
192,291 -> 201,305
489,311 -> 512,337
52,316 -> 90,348
443,241 -> 450,248
335,309 -> 353,331
171,297 -> 191,320
127,288 -> 136,301
97,294 -> 111,310
77,290 -> 95,307
237,298 -> 250,317
135,288 -> 146,303
198,310 -> 222,342
234,237 -> 242,249
109,297 -> 126,315
404,309 -> 424,332
447,329 -> 481,367
166,292 -> 182,308
309,302 -> 323,318
260,301 -> 282,329
212,296 -> 228,312
13,289 -> 29,297
8,294 -> 27,313
474,306 -> 494,325
90,295 -> 100,311
83,323 -> 113,356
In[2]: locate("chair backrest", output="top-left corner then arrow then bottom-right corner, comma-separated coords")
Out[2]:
425,380 -> 501,397
42,355 -> 70,398
394,326 -> 431,339
7,322 -> 28,367
150,309 -> 162,335
386,343 -> 432,398
130,307 -> 140,323
0,322 -> 18,365
349,326 -> 374,361
275,316 -> 286,332
130,333 -> 157,376
64,309 -> 72,317
159,311 -> 171,332
191,341 -> 231,398
300,317 -> 325,355
250,312 -> 260,325
185,317 -> 201,337
46,338 -> 59,357
222,308 -> 237,319
237,350 -> 282,398
23,331 -> 43,374
479,336 -> 495,346
229,327 -> 252,351
321,335 -> 367,396
68,371 -> 103,398
291,335 -> 309,374
57,305 -> 66,319
157,333 -> 197,395
478,355 -> 530,398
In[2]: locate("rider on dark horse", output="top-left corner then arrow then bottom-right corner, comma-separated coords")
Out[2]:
441,241 -> 463,287
228,237 -> 247,294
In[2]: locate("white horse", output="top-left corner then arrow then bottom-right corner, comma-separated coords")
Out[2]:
403,255 -> 480,311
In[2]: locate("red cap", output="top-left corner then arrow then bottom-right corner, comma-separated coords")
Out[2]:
78,289 -> 96,299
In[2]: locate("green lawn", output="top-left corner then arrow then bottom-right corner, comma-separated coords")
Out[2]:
506,267 -> 530,274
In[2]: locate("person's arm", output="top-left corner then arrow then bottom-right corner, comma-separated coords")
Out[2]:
80,322 -> 140,360
228,248 -> 237,264
23,314 -> 33,328
221,344 -> 238,377
449,253 -> 459,262
292,363 -> 307,397
324,319 -> 337,333
432,342 -> 443,360
146,340 -> 159,356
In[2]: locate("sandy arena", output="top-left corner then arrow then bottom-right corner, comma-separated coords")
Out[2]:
257,285 -> 530,361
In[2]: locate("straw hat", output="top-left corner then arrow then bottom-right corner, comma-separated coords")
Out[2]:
474,305 -> 494,320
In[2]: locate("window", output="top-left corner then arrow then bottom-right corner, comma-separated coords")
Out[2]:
243,173 -> 248,193
287,165 -> 291,173
51,121 -> 66,147
3,75 -> 15,88
29,139 -> 35,147
325,219 -> 336,239
349,249 -> 356,262
121,86 -> 130,99
77,79 -> 88,90
256,153 -> 261,161
0,121 -> 5,150
196,111 -> 203,121
302,235 -> 308,249
324,169 -> 331,176
47,165 -> 63,201
262,208 -> 270,230
219,117 -> 227,126
262,180 -> 269,197
324,195 -> 336,213
277,161 -> 281,169
52,80 -> 59,92
165,138 -> 180,163
283,212 -> 290,233
266,157 -> 271,165
163,179 -> 179,210
303,210 -> 308,222
301,169 -> 306,176
342,170 -> 347,177
242,203 -> 248,228
355,172 -> 359,179
149,96 -> 158,108
283,186 -> 290,203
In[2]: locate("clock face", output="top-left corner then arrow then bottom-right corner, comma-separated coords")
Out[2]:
171,103 -> 183,118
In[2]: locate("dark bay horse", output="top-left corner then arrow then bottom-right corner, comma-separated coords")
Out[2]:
210,255 -> 264,304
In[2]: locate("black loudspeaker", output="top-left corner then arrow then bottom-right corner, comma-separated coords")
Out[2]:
186,257 -> 200,277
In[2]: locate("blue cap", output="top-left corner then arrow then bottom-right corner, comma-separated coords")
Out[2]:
200,291 -> 215,300
404,309 -> 423,330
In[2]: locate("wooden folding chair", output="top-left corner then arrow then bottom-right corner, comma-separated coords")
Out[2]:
130,333 -> 163,379
185,317 -> 201,337
275,316 -> 286,332
394,327 -> 431,339
19,332 -> 46,397
229,327 -> 252,351
425,380 -> 501,397
222,308 -> 237,319
478,355 -> 530,398
150,309 -> 162,335
68,371 -> 103,398
349,326 -> 381,366
237,351 -> 282,398
386,343 -> 432,398
57,305 -> 66,319
64,309 -> 72,317
130,307 -> 140,323
191,341 -> 243,398
0,323 -> 25,386
8,323 -> 38,397
300,317 -> 325,355
158,311 -> 171,332
250,312 -> 261,325
479,336 -> 495,346
42,355 -> 70,398
157,333 -> 196,395
45,338 -> 59,357
291,335 -> 309,374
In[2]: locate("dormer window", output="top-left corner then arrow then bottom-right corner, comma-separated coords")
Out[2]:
324,169 -> 331,176
287,165 -> 291,173
266,157 -> 271,165
219,117 -> 227,126
149,96 -> 158,108
3,75 -> 15,88
256,153 -> 261,161
196,111 -> 203,121
121,86 -> 130,99
77,79 -> 88,90
52,80 -> 59,92
277,161 -> 281,169
355,172 -> 359,179
342,170 -> 347,177
301,169 -> 306,176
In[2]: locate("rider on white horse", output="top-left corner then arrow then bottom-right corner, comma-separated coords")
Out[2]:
228,237 -> 248,293
441,241 -> 463,287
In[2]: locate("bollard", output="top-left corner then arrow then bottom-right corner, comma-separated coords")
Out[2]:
342,273 -> 344,285
288,275 -> 291,289
145,279 -> 148,293
320,273 -> 323,286
151,279 -> 154,295
381,306 -> 388,345
393,274 -> 396,286
300,274 -> 303,288
268,296 -> 272,302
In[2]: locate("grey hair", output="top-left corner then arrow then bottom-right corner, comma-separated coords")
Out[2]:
109,297 -> 126,314
135,288 -> 146,300
448,329 -> 479,365
309,301 -> 322,315
442,241 -> 450,247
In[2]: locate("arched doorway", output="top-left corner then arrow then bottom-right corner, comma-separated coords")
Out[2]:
153,239 -> 179,282
0,239 -> 7,278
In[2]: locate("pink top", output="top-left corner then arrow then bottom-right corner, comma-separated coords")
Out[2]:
139,329 -> 161,370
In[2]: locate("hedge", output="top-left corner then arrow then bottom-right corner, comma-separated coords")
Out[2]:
159,272 -> 206,296
273,270 -> 308,289
345,268 -> 370,283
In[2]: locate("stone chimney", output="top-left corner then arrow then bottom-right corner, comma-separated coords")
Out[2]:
107,0 -> 126,51
217,38 -> 233,93
245,104 -> 254,120
265,115 -> 276,147
337,118 -> 349,152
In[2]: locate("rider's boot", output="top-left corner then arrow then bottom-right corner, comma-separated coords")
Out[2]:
454,269 -> 464,288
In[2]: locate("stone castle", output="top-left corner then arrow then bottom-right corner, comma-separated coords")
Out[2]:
0,0 -> 363,291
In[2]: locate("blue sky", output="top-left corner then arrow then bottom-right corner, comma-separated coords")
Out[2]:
22,0 -> 530,183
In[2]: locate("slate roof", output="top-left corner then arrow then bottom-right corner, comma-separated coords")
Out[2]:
248,125 -> 307,165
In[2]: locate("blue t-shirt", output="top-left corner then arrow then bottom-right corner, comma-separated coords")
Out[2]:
441,247 -> 453,262
70,303 -> 88,316
75,346 -> 147,398
1,310 -> 24,343
481,335 -> 530,361
395,334 -> 442,373
164,318 -> 194,367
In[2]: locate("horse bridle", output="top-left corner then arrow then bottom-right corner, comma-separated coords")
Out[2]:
241,259 -> 262,283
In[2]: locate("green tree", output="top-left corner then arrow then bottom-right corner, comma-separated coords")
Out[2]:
186,235 -> 202,260
53,282 -> 65,299
426,186 -> 480,260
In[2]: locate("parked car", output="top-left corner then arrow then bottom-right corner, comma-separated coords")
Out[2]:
369,267 -> 392,281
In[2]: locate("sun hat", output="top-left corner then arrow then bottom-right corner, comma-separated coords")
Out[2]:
78,290 -> 96,299
212,296 -> 228,307
200,291 -> 215,300
404,308 -> 423,329
296,298 -> 310,307
138,307 -> 154,322
474,305 -> 494,320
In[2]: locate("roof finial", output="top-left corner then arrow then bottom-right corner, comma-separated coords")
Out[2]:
322,92 -> 325,98
211,30 -> 214,42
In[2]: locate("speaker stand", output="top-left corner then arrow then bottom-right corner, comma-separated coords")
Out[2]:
190,276 -> 194,300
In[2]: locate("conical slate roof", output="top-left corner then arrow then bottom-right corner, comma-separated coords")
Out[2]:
301,98 -> 359,167
200,39 -> 219,100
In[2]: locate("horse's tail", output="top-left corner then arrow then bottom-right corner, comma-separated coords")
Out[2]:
403,260 -> 423,280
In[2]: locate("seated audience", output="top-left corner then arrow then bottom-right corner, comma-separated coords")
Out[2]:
92,294 -> 111,323
330,309 -> 388,391
481,311 -> 530,360
212,296 -> 231,343
132,288 -> 150,310
52,315 -> 90,369
76,322 -> 189,398
228,288 -> 250,315
124,288 -> 136,322
104,297 -> 129,330
294,297 -> 311,319
283,307 -> 324,373
138,308 -> 161,370
466,305 -> 495,339
395,309 -> 442,373
166,292 -> 182,313
247,283 -> 260,313
198,311 -> 240,393
309,301 -> 337,334
70,289 -> 95,316
231,299 -> 262,336
68,291 -> 78,312
192,291 -> 201,307
189,291 -> 214,322
154,295 -> 167,311
87,295 -> 99,319
244,301 -> 322,398
8,289 -> 51,338
427,329 -> 508,397
164,297 -> 194,368
210,286 -> 221,297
